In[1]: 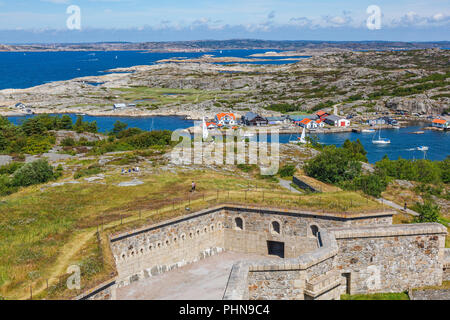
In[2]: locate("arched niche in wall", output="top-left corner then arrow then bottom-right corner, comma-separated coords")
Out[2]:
270,220 -> 282,235
234,216 -> 244,230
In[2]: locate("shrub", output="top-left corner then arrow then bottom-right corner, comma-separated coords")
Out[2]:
0,162 -> 24,175
11,159 -> 56,187
0,175 -> 18,196
61,137 -> 76,147
304,145 -> 362,184
413,202 -> 440,223
279,164 -> 296,178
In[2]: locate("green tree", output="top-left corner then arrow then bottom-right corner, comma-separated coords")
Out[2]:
414,202 -> 440,223
111,121 -> 128,136
60,115 -> 73,130
303,145 -> 362,184
342,139 -> 368,162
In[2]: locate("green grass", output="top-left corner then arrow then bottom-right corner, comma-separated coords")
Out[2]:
114,87 -> 244,107
341,292 -> 410,300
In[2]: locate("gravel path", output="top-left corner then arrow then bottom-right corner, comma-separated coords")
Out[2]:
278,178 -> 302,194
376,198 -> 419,216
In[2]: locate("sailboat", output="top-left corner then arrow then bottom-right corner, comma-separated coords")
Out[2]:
289,127 -> 307,144
372,127 -> 390,145
417,146 -> 429,151
202,117 -> 209,141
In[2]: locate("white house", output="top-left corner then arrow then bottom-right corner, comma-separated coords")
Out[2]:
324,115 -> 350,127
215,113 -> 236,126
298,118 -> 318,129
432,119 -> 449,129
114,103 -> 127,109
315,119 -> 325,128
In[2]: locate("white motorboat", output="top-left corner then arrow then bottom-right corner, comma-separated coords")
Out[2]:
361,129 -> 375,133
417,146 -> 429,151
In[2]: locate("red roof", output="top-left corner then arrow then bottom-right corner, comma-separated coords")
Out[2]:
300,118 -> 312,124
316,110 -> 326,116
433,119 -> 447,124
216,113 -> 236,120
206,122 -> 217,127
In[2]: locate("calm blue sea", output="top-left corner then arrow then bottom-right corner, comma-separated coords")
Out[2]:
0,49 -> 300,90
6,114 -> 450,163
7,114 -> 194,133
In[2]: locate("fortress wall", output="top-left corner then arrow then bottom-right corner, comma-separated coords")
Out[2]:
110,208 -> 226,287
109,205 -> 395,289
224,229 -> 341,300
443,248 -> 450,281
332,223 -> 448,294
221,207 -> 392,257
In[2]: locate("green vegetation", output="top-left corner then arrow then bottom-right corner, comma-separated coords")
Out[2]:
0,159 -> 62,196
342,139 -> 368,162
375,156 -> 448,185
279,164 -> 296,178
341,292 -> 409,300
0,115 -> 96,156
303,145 -> 362,184
412,202 -> 440,223
265,103 -> 301,113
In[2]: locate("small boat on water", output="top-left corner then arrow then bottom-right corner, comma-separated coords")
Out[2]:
417,146 -> 429,151
361,129 -> 375,133
289,127 -> 307,144
372,127 -> 390,145
412,131 -> 425,134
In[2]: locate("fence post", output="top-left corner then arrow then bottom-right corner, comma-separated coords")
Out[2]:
121,214 -> 123,225
173,200 -> 175,210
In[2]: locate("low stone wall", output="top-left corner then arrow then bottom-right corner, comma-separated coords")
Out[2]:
331,223 -> 448,294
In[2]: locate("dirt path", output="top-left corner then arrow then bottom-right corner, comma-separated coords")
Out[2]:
19,230 -> 96,300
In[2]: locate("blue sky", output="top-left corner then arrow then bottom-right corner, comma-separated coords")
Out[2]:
0,0 -> 448,43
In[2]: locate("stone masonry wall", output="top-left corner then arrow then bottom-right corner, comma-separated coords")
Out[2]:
111,208 -> 226,287
332,224 -> 447,294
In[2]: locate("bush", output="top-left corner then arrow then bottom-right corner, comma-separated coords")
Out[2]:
413,202 -> 440,223
279,164 -> 296,178
0,162 -> 24,175
0,175 -> 18,196
12,159 -> 56,187
61,137 -> 76,147
341,173 -> 388,197
303,145 -> 362,184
